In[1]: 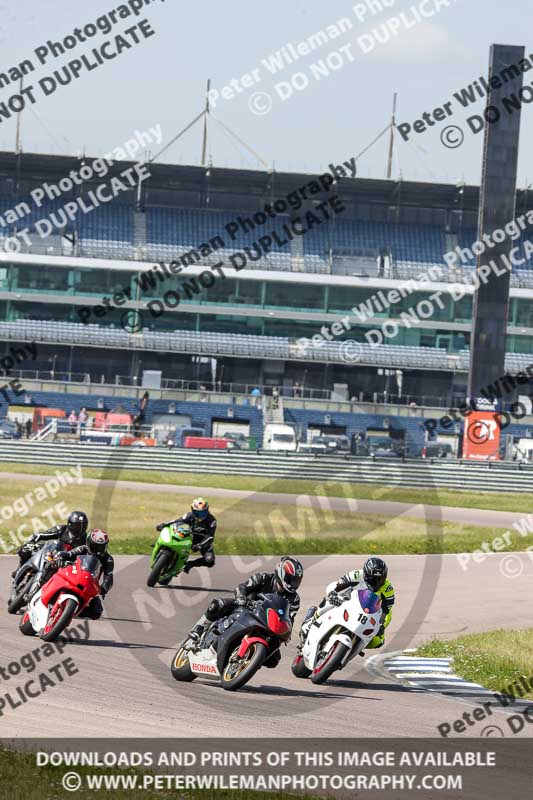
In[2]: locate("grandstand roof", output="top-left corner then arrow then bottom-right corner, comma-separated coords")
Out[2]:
0,149 -> 489,214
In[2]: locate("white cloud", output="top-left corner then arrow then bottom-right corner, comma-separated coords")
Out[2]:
358,21 -> 469,63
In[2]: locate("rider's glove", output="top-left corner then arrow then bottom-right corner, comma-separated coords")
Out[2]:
156,523 -> 164,532
235,593 -> 247,607
327,591 -> 343,607
54,557 -> 65,568
29,534 -> 39,543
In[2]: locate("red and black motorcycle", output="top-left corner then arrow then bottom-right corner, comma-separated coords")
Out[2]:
171,592 -> 292,691
19,554 -> 101,642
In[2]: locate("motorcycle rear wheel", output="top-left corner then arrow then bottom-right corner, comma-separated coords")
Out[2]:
291,653 -> 312,679
147,551 -> 173,587
19,611 -> 36,636
171,645 -> 196,682
41,598 -> 78,642
221,642 -> 267,691
8,572 -> 35,615
311,641 -> 350,685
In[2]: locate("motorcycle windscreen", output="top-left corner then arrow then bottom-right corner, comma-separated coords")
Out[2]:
260,592 -> 291,616
357,589 -> 381,613
38,541 -> 61,564
261,593 -> 292,636
77,555 -> 101,576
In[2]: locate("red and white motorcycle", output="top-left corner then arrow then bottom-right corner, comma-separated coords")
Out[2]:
19,554 -> 101,642
291,588 -> 382,684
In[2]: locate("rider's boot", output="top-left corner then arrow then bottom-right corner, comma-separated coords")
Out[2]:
188,624 -> 204,642
187,613 -> 209,646
297,605 -> 318,653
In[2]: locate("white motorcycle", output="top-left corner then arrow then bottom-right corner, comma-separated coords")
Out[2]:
292,587 -> 382,684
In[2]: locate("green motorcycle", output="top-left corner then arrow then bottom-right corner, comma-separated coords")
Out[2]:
147,524 -> 193,587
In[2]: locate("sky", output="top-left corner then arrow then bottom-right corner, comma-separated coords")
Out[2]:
0,0 -> 532,187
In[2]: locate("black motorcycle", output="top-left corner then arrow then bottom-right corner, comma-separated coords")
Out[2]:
171,592 -> 292,691
8,541 -> 61,614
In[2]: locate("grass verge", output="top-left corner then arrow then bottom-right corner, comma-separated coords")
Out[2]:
416,629 -> 533,699
0,747 -> 305,800
0,473 -> 527,555
0,460 -> 528,512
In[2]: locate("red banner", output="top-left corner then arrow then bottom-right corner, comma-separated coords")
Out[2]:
463,411 -> 501,461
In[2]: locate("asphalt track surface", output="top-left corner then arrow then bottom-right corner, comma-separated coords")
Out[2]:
0,471 -> 525,529
2,553 -> 533,739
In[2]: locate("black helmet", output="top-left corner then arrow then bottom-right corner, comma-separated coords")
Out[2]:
275,556 -> 303,593
86,528 -> 109,556
66,511 -> 89,543
363,557 -> 388,592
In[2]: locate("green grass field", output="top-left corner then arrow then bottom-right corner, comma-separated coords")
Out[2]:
0,460 -> 528,513
0,468 -> 527,555
416,629 -> 533,700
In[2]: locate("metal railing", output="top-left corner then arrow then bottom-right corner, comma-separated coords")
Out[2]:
6,368 -> 454,409
0,440 -> 532,492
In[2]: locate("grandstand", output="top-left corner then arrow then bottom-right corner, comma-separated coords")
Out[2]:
1,151 -> 533,412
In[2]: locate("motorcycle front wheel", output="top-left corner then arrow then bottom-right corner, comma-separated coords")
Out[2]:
8,572 -> 35,614
310,641 -> 350,685
147,550 -> 173,587
41,598 -> 78,642
221,641 -> 267,691
171,645 -> 196,682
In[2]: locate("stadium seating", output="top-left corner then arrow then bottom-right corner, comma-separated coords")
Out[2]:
1,319 -> 532,373
2,187 -> 533,277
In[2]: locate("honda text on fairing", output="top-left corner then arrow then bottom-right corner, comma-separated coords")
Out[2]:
171,592 -> 293,691
292,588 -> 383,684
19,553 -> 102,642
147,524 -> 193,587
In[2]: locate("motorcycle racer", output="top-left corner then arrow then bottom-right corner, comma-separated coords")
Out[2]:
299,557 -> 394,651
32,529 -> 114,620
13,510 -> 89,576
156,498 -> 216,574
187,556 -> 304,667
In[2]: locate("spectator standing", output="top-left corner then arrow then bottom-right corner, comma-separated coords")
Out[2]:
132,414 -> 141,436
25,419 -> 32,438
271,387 -> 280,411
68,410 -> 78,433
78,408 -> 88,429
293,382 -> 302,399
250,386 -> 261,409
